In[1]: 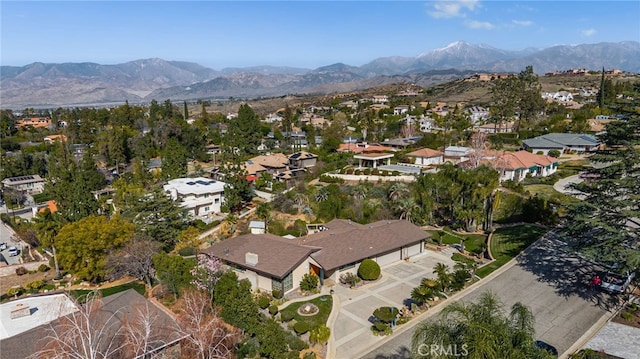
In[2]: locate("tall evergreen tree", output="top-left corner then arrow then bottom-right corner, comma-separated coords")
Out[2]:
516,66 -> 545,132
161,138 -> 188,180
561,115 -> 640,270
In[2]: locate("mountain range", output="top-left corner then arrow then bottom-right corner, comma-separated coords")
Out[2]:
1,41 -> 639,109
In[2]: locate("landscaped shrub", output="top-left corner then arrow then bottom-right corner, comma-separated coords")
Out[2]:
287,335 -> 308,351
294,321 -> 310,335
358,259 -> 381,281
38,264 -> 50,272
6,286 -> 23,297
25,280 -> 45,292
178,247 -> 196,256
363,168 -> 372,175
15,266 -> 28,276
548,149 -> 561,158
374,322 -> 389,331
300,273 -> 319,291
257,296 -> 270,309
373,306 -> 399,323
309,325 -> 331,344
269,305 -> 278,316
281,311 -> 294,322
272,289 -> 283,299
371,168 -> 380,175
339,272 -> 361,288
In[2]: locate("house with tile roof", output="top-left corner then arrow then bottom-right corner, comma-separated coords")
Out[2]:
491,150 -> 559,182
522,133 -> 600,155
203,219 -> 430,294
406,148 -> 444,167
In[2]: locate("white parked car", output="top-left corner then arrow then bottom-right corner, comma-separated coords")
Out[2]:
0,242 -> 6,250
8,246 -> 18,257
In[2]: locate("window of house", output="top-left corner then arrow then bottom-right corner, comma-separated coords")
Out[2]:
338,262 -> 356,271
214,198 -> 220,204
204,194 -> 210,198
204,206 -> 210,212
272,272 -> 293,292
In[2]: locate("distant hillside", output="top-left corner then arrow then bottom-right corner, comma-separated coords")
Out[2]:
1,41 -> 638,108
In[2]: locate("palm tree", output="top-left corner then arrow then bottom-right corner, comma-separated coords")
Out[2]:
433,263 -> 451,292
393,197 -> 419,222
411,285 -> 436,307
292,193 -> 309,214
352,184 -> 368,200
256,202 -> 271,233
412,292 -> 546,359
314,186 -> 329,202
388,182 -> 410,202
33,209 -> 65,278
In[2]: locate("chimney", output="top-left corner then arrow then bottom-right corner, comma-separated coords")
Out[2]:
10,303 -> 31,319
245,252 -> 259,266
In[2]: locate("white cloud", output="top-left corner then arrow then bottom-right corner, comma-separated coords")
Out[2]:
428,0 -> 479,19
581,28 -> 597,36
465,20 -> 495,30
512,20 -> 533,26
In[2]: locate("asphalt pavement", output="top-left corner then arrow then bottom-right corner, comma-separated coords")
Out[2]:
0,222 -> 23,266
361,237 -> 615,359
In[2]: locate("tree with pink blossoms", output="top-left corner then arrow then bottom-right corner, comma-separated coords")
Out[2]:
191,254 -> 225,299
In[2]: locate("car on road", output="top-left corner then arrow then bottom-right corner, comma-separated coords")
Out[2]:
535,341 -> 558,357
0,242 -> 6,250
7,246 -> 18,257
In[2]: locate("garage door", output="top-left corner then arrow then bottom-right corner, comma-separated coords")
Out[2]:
407,242 -> 422,257
376,250 -> 400,266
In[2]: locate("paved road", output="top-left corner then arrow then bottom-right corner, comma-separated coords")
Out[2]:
0,222 -> 23,266
361,237 -> 616,359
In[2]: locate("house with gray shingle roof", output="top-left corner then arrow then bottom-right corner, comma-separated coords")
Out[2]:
203,220 -> 430,294
522,133 -> 600,155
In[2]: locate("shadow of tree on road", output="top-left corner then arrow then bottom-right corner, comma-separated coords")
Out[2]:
370,346 -> 412,359
516,236 -> 621,312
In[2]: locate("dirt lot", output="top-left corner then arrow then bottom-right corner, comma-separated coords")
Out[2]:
1,271 -> 50,294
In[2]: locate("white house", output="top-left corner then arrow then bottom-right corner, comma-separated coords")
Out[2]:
406,148 -> 444,167
1,175 -> 45,195
492,150 -> 559,182
163,177 -> 226,220
467,106 -> 489,124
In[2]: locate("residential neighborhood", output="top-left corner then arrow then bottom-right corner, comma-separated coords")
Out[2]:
1,63 -> 639,359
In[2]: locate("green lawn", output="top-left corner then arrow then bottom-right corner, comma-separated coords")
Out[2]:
279,295 -> 333,330
524,184 -> 580,205
428,231 -> 487,254
70,281 -> 146,302
476,225 -> 548,278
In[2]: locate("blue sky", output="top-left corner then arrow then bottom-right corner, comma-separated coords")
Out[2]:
1,1 -> 639,69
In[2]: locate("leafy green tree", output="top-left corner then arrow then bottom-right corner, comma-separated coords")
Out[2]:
213,271 -> 259,331
152,252 -> 195,296
33,209 -> 66,278
120,186 -> 188,250
516,66 -> 545,132
224,104 -> 263,156
412,292 -> 551,358
490,75 -> 519,133
161,138 -> 188,179
561,116 -> 640,269
46,144 -> 99,222
55,215 -> 135,282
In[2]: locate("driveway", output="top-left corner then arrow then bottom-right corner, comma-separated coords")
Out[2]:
553,174 -> 585,198
332,249 -> 456,359
361,237 -> 614,359
0,222 -> 23,266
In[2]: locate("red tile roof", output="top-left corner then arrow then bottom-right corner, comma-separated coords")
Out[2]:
407,148 -> 443,158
